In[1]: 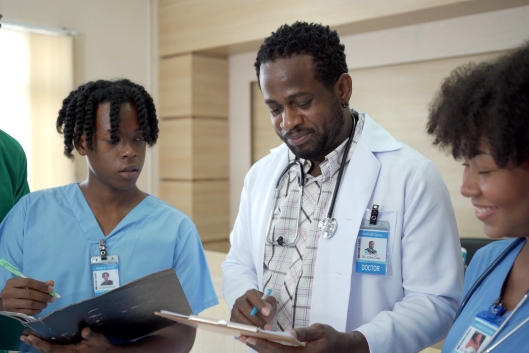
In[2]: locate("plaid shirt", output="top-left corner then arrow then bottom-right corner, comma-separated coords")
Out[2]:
263,114 -> 365,330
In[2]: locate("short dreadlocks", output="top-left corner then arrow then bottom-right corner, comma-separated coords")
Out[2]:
56,79 -> 159,159
255,22 -> 348,89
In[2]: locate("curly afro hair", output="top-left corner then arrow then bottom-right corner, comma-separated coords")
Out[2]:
427,42 -> 529,168
254,21 -> 347,89
56,79 -> 158,159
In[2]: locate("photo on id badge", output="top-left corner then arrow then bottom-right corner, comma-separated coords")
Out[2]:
453,315 -> 498,353
455,328 -> 488,353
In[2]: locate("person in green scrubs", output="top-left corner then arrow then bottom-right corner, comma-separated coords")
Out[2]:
0,129 -> 30,223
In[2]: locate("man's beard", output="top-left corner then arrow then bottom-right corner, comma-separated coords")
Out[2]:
278,104 -> 345,160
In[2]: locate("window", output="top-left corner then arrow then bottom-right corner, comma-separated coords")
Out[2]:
0,25 -> 74,191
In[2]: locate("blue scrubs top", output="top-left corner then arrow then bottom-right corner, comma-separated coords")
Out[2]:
0,183 -> 218,318
442,238 -> 528,353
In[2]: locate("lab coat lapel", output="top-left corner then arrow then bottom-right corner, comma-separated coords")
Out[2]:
309,125 -> 382,330
253,146 -> 289,289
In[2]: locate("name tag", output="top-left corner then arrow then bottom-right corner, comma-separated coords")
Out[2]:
356,219 -> 389,275
91,255 -> 120,296
452,316 -> 498,353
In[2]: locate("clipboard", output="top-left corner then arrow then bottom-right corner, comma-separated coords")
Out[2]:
154,310 -> 305,346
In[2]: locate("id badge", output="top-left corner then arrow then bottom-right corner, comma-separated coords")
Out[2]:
452,312 -> 501,353
90,255 -> 120,296
356,219 -> 389,275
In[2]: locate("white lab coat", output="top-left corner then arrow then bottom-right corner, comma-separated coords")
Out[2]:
222,113 -> 464,353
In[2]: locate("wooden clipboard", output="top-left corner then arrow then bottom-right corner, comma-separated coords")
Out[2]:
155,310 -> 305,346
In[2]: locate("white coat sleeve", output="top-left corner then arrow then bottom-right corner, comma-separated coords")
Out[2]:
222,172 -> 260,309
355,160 -> 464,353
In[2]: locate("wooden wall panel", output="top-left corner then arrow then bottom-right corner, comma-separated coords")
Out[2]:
251,82 -> 282,163
193,180 -> 230,242
158,25 -> 231,251
159,118 -> 193,179
159,0 -> 525,56
159,180 -> 193,217
202,240 -> 231,253
159,180 -> 229,243
192,55 -> 229,117
159,54 -> 192,118
159,54 -> 229,118
159,118 -> 229,179
192,118 -> 229,178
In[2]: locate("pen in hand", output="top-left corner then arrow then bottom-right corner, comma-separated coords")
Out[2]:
0,258 -> 62,299
250,288 -> 273,316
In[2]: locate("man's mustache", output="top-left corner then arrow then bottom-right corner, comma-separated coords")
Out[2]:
281,128 -> 316,140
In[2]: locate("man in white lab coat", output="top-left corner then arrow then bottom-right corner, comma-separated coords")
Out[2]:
222,21 -> 463,353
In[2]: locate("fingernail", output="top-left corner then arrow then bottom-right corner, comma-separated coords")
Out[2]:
20,336 -> 27,343
246,338 -> 256,346
264,324 -> 272,330
261,307 -> 270,316
27,335 -> 33,342
239,336 -> 246,344
48,286 -> 53,292
51,296 -> 56,302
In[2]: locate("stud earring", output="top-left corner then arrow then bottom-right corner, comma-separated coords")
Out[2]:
342,102 -> 348,108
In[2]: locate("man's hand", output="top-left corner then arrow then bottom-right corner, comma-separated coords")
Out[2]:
231,289 -> 277,330
21,327 -> 113,353
239,324 -> 370,353
1,278 -> 56,315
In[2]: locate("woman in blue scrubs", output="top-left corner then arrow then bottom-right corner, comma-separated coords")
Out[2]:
0,79 -> 218,352
427,42 -> 529,352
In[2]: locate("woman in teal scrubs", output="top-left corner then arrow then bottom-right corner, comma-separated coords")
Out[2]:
427,42 -> 529,352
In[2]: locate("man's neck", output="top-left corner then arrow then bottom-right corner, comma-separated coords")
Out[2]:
78,178 -> 145,211
308,112 -> 354,177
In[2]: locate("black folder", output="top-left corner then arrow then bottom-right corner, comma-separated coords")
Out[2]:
0,268 -> 192,351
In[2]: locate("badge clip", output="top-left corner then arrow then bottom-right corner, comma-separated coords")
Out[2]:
99,239 -> 107,260
370,204 -> 379,225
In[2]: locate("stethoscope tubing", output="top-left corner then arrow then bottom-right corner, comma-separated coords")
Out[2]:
455,237 -> 525,319
265,112 -> 359,247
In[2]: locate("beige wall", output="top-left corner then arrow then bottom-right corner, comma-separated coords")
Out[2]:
0,0 -> 156,194
159,0 -> 528,56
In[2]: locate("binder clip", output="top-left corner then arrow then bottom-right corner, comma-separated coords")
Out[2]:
370,204 -> 379,225
99,239 -> 107,260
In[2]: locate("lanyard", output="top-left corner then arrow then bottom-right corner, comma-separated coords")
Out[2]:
482,292 -> 529,352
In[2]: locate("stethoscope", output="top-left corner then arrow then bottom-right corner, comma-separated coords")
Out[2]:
265,112 -> 359,247
454,237 -> 527,352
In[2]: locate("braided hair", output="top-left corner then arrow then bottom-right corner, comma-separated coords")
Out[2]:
255,22 -> 348,89
427,42 -> 529,168
56,79 -> 159,159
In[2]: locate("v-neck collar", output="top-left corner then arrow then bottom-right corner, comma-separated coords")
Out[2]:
486,239 -> 526,315
61,183 -> 153,243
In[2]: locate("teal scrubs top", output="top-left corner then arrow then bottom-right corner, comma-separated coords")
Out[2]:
442,239 -> 528,353
0,184 -> 218,318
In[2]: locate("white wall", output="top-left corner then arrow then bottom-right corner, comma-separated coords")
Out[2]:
0,0 -> 157,194
229,5 -> 529,226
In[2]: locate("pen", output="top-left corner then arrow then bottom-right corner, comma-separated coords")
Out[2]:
0,258 -> 62,299
250,288 -> 272,316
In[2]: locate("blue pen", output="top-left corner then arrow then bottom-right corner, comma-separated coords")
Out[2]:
250,288 -> 273,316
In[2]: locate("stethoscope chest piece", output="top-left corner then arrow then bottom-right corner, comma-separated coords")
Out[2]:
319,217 -> 337,239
